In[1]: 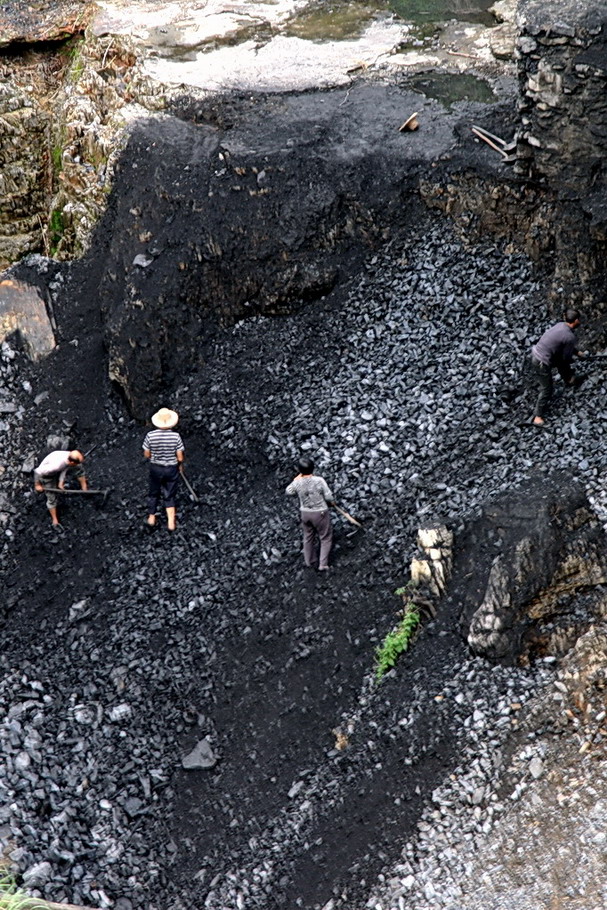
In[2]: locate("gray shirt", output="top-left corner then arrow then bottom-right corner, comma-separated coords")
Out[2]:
532,322 -> 578,367
286,474 -> 334,512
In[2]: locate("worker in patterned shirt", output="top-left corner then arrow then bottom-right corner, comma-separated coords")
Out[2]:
286,457 -> 334,571
143,408 -> 184,532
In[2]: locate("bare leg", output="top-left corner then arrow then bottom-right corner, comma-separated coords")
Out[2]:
49,506 -> 60,526
146,514 -> 156,526
166,506 -> 176,531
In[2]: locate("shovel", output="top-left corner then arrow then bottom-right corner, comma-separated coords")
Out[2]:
332,503 -> 363,528
180,470 -> 200,503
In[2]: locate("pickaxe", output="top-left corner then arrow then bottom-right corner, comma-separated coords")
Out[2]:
180,470 -> 200,503
48,488 -> 112,507
332,503 -> 363,528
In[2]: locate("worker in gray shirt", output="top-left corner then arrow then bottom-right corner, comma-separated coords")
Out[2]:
286,457 -> 334,571
531,309 -> 586,426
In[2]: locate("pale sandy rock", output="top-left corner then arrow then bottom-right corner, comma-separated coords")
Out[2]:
91,0 -> 305,43
489,0 -> 518,24
144,20 -> 410,93
489,21 -> 518,58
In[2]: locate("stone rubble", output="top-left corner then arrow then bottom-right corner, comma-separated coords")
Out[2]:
2,211 -> 607,907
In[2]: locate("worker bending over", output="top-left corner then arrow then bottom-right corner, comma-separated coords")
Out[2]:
531,309 -> 586,426
34,450 -> 87,528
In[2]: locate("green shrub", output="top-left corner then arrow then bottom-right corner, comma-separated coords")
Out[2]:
374,587 -> 420,682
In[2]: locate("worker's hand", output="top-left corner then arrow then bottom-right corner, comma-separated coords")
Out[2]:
577,350 -> 589,358
35,482 -> 44,492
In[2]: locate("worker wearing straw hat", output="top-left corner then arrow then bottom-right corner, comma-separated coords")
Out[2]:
142,408 -> 184,532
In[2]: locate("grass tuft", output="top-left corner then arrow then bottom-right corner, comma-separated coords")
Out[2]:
0,872 -> 47,909
374,585 -> 421,682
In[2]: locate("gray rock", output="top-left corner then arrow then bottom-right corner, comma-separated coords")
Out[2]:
22,860 -> 52,887
182,738 -> 217,770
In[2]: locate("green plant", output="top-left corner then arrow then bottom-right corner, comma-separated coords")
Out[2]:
64,38 -> 85,82
374,586 -> 421,682
48,209 -> 64,257
0,872 -> 47,909
51,144 -> 63,174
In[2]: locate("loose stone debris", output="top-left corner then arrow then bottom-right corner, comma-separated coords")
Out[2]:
2,205 -> 607,908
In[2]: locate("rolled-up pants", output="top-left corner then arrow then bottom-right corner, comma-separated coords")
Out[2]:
34,465 -> 84,510
301,509 -> 332,569
148,463 -> 179,513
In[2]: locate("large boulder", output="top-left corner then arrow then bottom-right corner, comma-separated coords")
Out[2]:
454,473 -> 607,662
0,277 -> 56,360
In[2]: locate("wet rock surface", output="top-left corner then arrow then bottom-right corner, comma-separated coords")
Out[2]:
0,0 -> 90,47
2,202 -> 607,908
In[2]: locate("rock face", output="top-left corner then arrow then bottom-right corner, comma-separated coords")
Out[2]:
458,474 -> 607,662
515,0 -> 607,192
72,82 -> 475,416
0,79 -> 49,267
0,0 -> 90,47
0,278 -> 56,361
419,0 -> 607,312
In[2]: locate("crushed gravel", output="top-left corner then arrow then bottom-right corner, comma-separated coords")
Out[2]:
1,210 -> 606,909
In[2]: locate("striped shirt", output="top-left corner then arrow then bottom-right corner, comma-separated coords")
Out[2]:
143,429 -> 184,465
286,474 -> 334,512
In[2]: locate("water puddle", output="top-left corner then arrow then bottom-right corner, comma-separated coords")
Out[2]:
388,0 -> 496,27
285,0 -> 496,42
407,71 -> 496,106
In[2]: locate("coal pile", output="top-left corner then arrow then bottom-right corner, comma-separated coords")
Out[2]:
2,209 -> 607,910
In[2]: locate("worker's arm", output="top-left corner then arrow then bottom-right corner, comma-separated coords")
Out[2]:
143,448 -> 151,460
286,474 -> 302,495
177,449 -> 184,471
322,478 -> 335,505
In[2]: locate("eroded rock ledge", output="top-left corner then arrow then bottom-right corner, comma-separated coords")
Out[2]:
454,473 -> 607,664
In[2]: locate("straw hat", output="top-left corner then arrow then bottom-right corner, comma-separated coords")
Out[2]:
151,407 -> 179,429
399,112 -> 419,132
